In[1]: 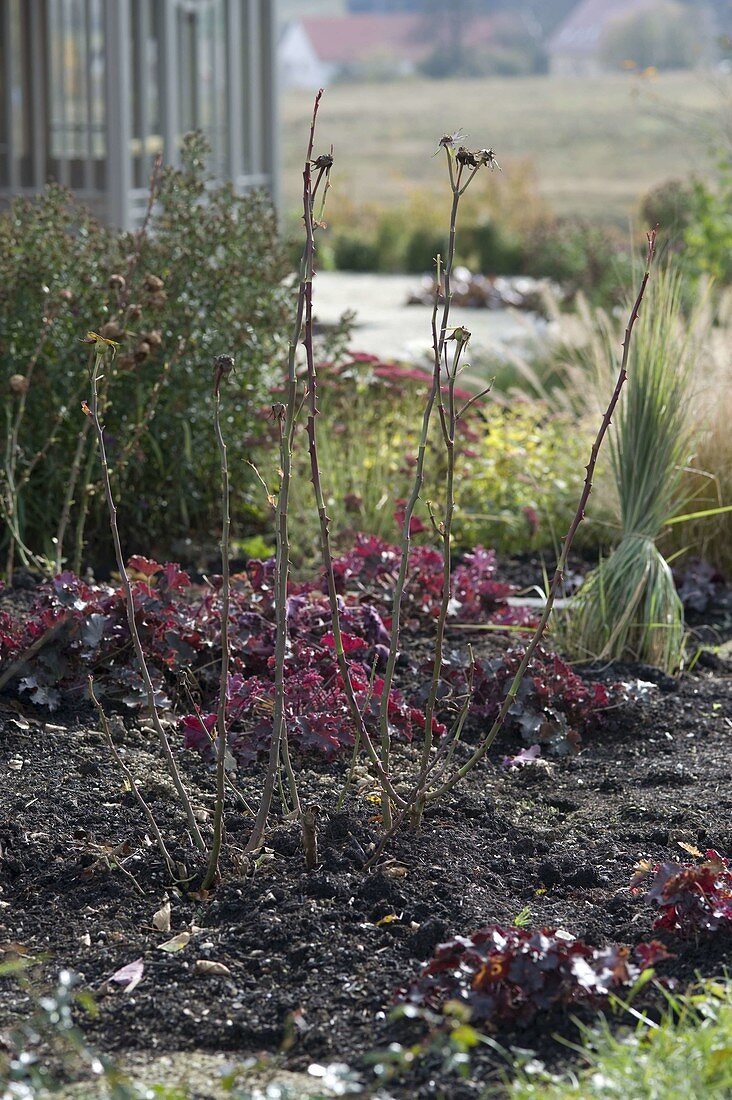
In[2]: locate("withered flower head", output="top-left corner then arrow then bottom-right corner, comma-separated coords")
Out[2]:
456,147 -> 481,168
437,129 -> 465,152
447,326 -> 472,345
213,354 -> 235,393
476,148 -> 500,170
214,354 -> 235,376
9,374 -> 29,395
311,153 -> 334,170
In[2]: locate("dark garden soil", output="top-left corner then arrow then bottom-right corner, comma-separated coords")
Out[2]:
1,565 -> 731,1099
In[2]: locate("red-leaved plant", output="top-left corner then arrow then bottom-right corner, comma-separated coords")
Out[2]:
633,850 -> 732,936
402,924 -> 671,1029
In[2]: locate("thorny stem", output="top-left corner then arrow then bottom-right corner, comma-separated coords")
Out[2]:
71,441 -> 98,576
411,332 -> 471,827
89,676 -> 177,878
423,230 -> 658,805
244,92 -> 327,853
88,347 -> 206,855
55,398 -> 93,573
202,356 -> 234,891
375,151 -> 473,824
336,656 -> 378,811
301,112 -> 411,832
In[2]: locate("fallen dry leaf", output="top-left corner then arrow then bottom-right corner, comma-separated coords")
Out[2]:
158,932 -> 190,953
108,957 -> 144,993
193,960 -> 231,977
677,841 -> 704,858
152,899 -> 171,933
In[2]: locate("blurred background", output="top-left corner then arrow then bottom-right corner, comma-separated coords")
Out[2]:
1,0 -> 731,574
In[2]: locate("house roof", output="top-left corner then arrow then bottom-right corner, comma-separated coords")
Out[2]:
297,14 -> 496,64
548,0 -> 661,56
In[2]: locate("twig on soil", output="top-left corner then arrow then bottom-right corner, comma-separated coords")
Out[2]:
89,675 -> 177,880
423,229 -> 658,804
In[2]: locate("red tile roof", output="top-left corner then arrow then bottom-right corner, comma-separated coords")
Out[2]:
299,14 -> 496,64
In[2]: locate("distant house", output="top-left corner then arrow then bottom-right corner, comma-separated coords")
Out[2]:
547,0 -> 661,75
279,13 -> 497,88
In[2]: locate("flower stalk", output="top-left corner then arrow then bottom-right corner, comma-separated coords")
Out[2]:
87,342 -> 206,857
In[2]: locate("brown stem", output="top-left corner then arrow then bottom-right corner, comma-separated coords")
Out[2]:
411,334 -> 468,826
202,356 -> 234,890
425,231 -> 657,804
244,92 -> 325,853
55,415 -> 92,573
376,152 -> 473,821
88,347 -> 206,853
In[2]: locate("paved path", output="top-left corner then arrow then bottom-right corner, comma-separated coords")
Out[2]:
313,272 -> 547,364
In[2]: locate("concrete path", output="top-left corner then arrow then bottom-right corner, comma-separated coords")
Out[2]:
313,272 -> 547,364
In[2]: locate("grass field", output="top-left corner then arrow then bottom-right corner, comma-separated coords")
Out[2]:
281,71 -> 732,223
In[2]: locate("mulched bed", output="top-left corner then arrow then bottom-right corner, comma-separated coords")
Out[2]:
1,566 -> 731,1098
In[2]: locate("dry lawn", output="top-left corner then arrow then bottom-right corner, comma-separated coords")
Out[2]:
281,71 -> 732,222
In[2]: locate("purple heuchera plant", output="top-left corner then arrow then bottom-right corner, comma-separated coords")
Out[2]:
0,545 -> 613,765
633,850 -> 732,936
403,925 -> 671,1029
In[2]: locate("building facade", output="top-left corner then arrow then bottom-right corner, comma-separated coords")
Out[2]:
0,0 -> 277,228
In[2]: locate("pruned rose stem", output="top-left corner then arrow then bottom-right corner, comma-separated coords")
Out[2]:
411,328 -> 474,827
55,402 -> 92,572
243,92 -> 327,854
421,230 -> 658,805
88,346 -> 206,856
375,149 -> 484,827
202,355 -> 234,891
276,93 -> 410,834
364,230 -> 657,864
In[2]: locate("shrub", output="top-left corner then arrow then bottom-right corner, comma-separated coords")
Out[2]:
639,178 -> 696,254
454,402 -> 589,555
269,357 -> 590,565
323,164 -> 549,278
683,159 -> 732,286
0,133 -> 290,572
520,218 -> 634,305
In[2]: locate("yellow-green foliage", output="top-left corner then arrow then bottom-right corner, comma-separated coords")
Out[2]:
275,363 -> 591,567
453,404 -> 588,555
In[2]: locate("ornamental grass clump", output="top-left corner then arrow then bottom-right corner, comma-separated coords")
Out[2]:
565,268 -> 699,673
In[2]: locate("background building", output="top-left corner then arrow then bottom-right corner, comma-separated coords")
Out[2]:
0,0 -> 277,228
